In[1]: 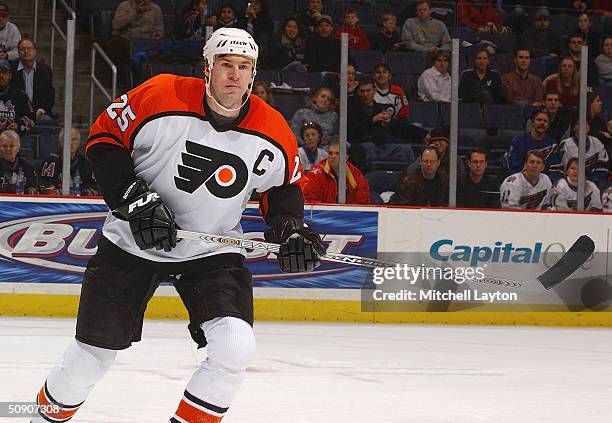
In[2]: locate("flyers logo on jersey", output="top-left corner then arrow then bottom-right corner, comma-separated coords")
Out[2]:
175,141 -> 248,197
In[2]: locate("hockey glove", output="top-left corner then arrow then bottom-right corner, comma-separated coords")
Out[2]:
112,178 -> 179,252
264,217 -> 327,273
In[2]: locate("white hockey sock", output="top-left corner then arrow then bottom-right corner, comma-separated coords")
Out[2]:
171,317 -> 256,422
31,340 -> 116,422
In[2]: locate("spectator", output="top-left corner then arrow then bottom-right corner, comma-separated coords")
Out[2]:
244,0 -> 273,67
418,50 -> 451,102
371,13 -> 402,52
558,120 -> 609,186
500,151 -> 552,210
298,122 -> 328,172
390,146 -> 448,207
347,77 -> 413,166
407,127 -> 465,177
0,129 -> 36,193
335,9 -> 370,50
214,3 -> 242,30
373,63 -> 410,120
587,92 -> 610,145
401,1 -> 451,53
108,0 -> 163,85
459,47 -> 505,104
271,17 -> 308,72
518,9 -> 562,58
551,158 -> 602,211
294,0 -> 325,33
304,15 -> 342,73
290,86 -> 338,145
12,38 -> 55,121
346,63 -> 359,98
502,48 -> 544,106
526,92 -> 573,142
0,60 -> 34,135
602,185 -> 612,212
303,140 -> 370,204
563,31 -> 599,86
507,110 -> 562,180
39,127 -> 98,196
543,56 -> 580,110
174,0 -> 216,41
252,81 -> 274,107
457,147 -> 499,208
0,5 -> 20,61
575,12 -> 602,57
594,35 -> 612,86
458,0 -> 503,33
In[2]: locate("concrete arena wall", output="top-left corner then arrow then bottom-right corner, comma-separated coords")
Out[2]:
0,196 -> 611,326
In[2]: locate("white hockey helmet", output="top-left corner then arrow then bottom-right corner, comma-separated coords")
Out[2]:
202,27 -> 259,71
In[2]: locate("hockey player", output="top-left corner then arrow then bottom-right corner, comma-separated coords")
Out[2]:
551,157 -> 602,211
500,150 -> 552,210
31,28 -> 326,423
558,120 -> 609,186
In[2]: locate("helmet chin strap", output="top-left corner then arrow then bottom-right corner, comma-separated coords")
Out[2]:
204,60 -> 257,114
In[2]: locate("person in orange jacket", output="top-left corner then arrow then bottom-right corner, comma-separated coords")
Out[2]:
303,140 -> 370,204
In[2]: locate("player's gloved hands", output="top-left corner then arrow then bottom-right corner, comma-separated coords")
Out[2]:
264,217 -> 326,273
112,178 -> 179,252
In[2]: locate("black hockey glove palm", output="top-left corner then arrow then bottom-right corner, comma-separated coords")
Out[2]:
264,217 -> 327,273
112,179 -> 179,252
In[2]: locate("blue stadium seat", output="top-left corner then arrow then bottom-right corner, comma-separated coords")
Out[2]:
350,49 -> 384,74
409,101 -> 440,129
489,52 -> 513,74
386,51 -> 426,75
374,3 -> 394,22
529,56 -> 548,80
479,33 -> 515,54
365,170 -> 401,194
281,72 -> 322,89
35,132 -> 60,161
523,105 -> 543,122
332,0 -> 375,25
274,93 -> 307,120
255,70 -> 280,85
162,15 -> 174,39
441,102 -> 481,128
482,134 -> 512,152
484,104 -> 524,131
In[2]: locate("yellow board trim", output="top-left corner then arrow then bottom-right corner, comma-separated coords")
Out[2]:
1,294 -> 612,326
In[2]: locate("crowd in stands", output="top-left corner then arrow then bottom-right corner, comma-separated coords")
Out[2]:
4,0 -> 612,214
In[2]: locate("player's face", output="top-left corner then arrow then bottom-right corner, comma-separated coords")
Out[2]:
545,94 -> 560,113
566,162 -> 578,183
284,19 -> 299,39
345,13 -> 358,27
208,55 -> 254,109
515,50 -> 530,72
475,52 -> 489,72
0,136 -> 18,162
303,127 -> 320,149
420,149 -> 440,178
433,55 -> 449,73
416,3 -> 431,21
468,152 -> 487,177
374,66 -> 391,86
327,144 -> 340,173
253,84 -> 269,103
524,155 -> 544,179
358,84 -> 375,105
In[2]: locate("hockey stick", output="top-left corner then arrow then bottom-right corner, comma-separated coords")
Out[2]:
176,230 -> 594,290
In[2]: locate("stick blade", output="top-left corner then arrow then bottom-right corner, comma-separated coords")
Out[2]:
537,235 -> 595,290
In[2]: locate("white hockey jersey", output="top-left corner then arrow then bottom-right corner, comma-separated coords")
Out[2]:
558,136 -> 609,177
500,171 -> 552,210
550,177 -> 602,211
86,74 -> 302,262
602,187 -> 612,212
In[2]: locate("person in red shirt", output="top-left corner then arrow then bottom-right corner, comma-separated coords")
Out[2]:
303,140 -> 370,204
334,9 -> 370,50
458,0 -> 502,32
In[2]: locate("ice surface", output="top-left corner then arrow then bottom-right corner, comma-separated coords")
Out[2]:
1,317 -> 611,423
